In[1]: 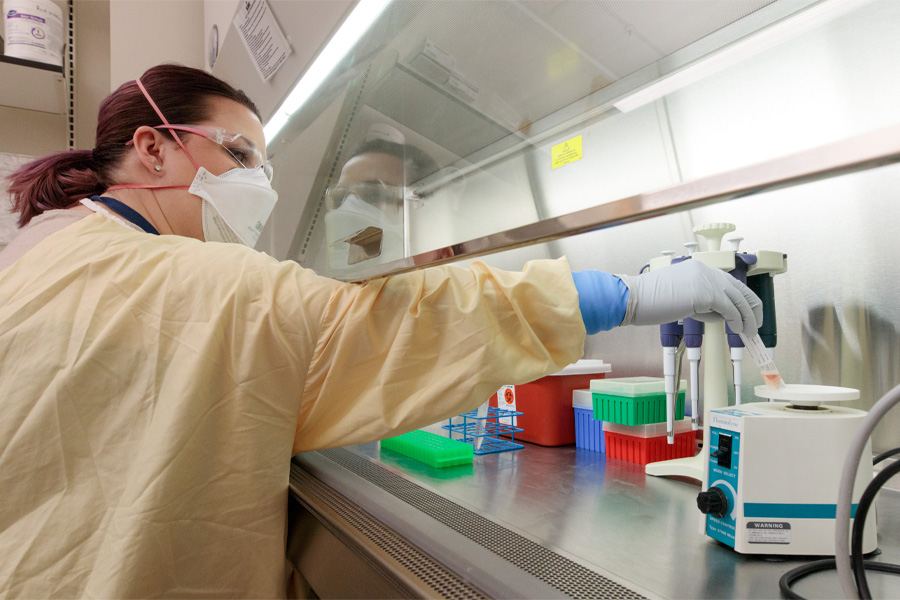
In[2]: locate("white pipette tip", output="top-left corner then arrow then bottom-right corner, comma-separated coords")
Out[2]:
761,369 -> 787,390
473,401 -> 489,450
738,332 -> 787,390
688,352 -> 700,430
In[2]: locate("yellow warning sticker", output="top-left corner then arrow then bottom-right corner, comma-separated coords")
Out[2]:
552,135 -> 583,169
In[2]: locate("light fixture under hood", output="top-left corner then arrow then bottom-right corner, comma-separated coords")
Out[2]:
264,0 -> 393,144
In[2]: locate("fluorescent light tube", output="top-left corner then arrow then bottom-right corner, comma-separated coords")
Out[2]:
613,0 -> 874,113
264,0 -> 393,143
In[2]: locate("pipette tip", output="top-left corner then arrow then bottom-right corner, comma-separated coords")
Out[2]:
740,332 -> 788,390
761,370 -> 787,390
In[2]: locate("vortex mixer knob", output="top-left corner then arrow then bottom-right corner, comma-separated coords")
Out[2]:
697,487 -> 729,518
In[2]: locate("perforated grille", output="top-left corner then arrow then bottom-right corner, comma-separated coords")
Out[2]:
66,0 -> 75,150
292,465 -> 487,599
314,448 -> 646,600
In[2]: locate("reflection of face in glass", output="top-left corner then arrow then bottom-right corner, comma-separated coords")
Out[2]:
338,151 -> 405,188
325,180 -> 403,219
328,149 -> 408,220
324,151 -> 408,271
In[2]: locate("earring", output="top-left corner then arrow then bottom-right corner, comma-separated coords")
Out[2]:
154,165 -> 162,172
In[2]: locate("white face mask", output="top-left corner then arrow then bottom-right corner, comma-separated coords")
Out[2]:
187,166 -> 278,247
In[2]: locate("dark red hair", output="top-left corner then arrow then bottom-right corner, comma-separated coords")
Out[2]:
6,63 -> 261,227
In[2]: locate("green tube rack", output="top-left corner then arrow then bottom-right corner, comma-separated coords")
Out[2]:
591,377 -> 687,426
380,429 -> 474,468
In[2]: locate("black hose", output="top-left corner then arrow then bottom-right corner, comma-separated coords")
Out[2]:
873,447 -> 900,466
782,447 -> 900,598
780,559 -> 900,599
851,458 -> 900,599
780,559 -> 840,599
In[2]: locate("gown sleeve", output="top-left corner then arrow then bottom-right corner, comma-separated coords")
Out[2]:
292,258 -> 586,453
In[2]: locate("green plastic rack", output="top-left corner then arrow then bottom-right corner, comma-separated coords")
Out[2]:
590,377 -> 687,426
380,429 -> 474,468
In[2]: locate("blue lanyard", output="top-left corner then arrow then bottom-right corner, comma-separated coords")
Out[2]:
90,195 -> 160,235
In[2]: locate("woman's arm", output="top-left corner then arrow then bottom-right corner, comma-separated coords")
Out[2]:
292,258 -> 585,453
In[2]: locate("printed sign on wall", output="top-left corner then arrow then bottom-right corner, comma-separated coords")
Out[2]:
233,0 -> 292,81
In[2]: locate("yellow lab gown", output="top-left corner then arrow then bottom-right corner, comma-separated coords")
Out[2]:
0,212 -> 585,598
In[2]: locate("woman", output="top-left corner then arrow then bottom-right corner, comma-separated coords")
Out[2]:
0,64 -> 760,598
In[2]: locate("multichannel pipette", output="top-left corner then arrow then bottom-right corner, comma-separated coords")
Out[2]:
739,332 -> 786,389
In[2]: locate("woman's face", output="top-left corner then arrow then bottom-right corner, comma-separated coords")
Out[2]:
136,96 -> 267,241
176,96 -> 267,178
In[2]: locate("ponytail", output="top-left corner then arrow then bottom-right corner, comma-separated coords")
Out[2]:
7,150 -> 105,227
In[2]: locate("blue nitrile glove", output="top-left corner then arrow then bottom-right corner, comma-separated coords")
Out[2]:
571,270 -> 630,334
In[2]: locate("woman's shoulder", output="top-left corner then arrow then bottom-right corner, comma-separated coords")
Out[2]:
0,209 -> 91,272
9,210 -> 335,292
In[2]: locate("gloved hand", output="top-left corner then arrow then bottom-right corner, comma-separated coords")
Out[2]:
570,270 -> 630,334
618,259 -> 763,334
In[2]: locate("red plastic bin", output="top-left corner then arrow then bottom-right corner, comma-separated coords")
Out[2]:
603,419 -> 696,465
488,360 -> 611,446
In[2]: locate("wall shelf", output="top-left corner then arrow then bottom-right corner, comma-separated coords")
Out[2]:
0,55 -> 66,114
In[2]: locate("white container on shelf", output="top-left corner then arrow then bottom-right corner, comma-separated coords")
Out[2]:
4,0 -> 63,67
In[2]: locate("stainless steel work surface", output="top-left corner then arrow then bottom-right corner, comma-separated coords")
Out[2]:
298,441 -> 900,599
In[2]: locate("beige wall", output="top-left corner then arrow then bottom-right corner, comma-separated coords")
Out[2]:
108,0 -> 205,90
73,0 -> 110,150
0,107 -> 67,156
204,0 -> 240,72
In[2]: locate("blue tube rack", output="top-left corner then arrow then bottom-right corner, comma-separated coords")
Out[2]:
442,406 -> 525,455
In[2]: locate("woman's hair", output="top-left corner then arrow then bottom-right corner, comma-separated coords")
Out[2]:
6,63 -> 261,227
347,138 -> 439,186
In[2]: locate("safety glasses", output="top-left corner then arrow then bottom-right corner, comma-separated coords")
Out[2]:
325,180 -> 404,214
155,124 -> 274,182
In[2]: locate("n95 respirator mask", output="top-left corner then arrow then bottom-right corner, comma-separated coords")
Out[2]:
188,166 -> 278,247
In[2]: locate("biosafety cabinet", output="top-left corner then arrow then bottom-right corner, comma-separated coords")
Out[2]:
212,1 -> 900,597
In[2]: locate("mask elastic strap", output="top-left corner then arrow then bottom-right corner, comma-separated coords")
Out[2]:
135,77 -> 201,171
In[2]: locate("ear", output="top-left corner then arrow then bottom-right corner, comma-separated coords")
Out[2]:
131,126 -> 171,175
